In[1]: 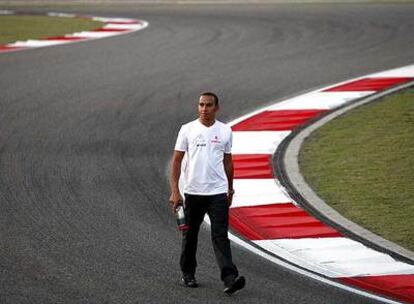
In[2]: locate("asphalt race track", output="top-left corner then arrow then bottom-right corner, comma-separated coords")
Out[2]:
1,4 -> 414,304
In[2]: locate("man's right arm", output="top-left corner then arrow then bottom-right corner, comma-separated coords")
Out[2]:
169,150 -> 185,211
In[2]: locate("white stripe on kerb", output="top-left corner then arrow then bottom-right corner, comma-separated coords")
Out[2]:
47,12 -> 77,18
0,10 -> 14,15
92,17 -> 138,23
232,131 -> 290,154
255,237 -> 414,278
69,31 -> 123,38
7,40 -> 71,48
226,234 -> 401,304
104,23 -> 145,30
253,239 -> 345,277
370,64 -> 414,77
232,179 -> 292,207
266,91 -> 374,111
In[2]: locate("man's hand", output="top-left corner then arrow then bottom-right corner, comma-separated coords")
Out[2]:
227,189 -> 235,206
169,150 -> 185,213
169,191 -> 183,213
223,153 -> 234,207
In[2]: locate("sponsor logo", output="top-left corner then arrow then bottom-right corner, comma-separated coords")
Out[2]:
211,135 -> 221,144
193,135 -> 207,148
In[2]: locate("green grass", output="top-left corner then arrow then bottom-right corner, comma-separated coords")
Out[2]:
300,87 -> 414,252
0,15 -> 104,44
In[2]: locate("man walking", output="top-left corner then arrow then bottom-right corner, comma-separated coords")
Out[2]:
169,92 -> 245,295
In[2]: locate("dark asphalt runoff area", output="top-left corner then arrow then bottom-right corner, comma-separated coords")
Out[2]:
1,3 -> 414,304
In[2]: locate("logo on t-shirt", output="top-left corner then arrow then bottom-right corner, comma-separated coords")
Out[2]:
211,135 -> 221,144
193,135 -> 207,148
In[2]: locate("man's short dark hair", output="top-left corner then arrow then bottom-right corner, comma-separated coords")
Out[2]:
200,92 -> 219,106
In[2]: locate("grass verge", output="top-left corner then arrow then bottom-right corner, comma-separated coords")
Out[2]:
299,87 -> 414,252
0,15 -> 103,44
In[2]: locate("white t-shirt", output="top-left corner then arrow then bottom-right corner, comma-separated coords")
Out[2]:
174,119 -> 232,195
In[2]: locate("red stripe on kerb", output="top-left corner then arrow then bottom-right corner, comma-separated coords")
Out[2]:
229,203 -> 341,240
231,110 -> 326,131
0,45 -> 25,52
338,274 -> 414,304
233,154 -> 273,179
324,77 -> 413,92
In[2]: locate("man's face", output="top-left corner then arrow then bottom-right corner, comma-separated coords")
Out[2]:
198,95 -> 218,121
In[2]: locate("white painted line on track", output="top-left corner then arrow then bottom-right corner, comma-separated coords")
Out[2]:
203,217 -> 402,304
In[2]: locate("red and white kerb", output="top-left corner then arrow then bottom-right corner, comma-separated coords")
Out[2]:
228,65 -> 414,304
0,12 -> 148,53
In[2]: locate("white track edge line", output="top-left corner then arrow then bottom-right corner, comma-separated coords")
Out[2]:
202,217 -> 401,304
228,230 -> 401,304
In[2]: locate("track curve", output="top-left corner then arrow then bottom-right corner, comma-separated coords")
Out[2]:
1,4 -> 414,303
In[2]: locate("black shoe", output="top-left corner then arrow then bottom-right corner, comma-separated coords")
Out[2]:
223,276 -> 245,295
181,273 -> 198,288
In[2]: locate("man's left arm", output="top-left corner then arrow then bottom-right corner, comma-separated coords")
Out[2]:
223,153 -> 234,206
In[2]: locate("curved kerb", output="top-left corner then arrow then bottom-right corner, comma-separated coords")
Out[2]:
277,80 -> 414,264
174,70 -> 414,303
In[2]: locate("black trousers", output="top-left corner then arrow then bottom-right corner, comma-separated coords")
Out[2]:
180,193 -> 238,282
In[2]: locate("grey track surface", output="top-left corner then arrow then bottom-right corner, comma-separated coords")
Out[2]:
1,4 -> 414,304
